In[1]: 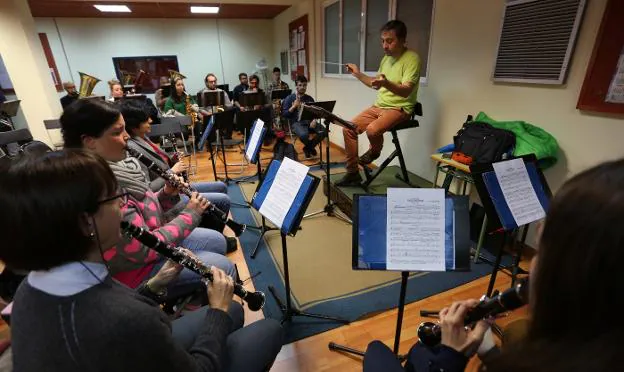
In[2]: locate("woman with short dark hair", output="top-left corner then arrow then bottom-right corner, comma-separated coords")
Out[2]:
1,149 -> 283,371
61,99 -> 235,299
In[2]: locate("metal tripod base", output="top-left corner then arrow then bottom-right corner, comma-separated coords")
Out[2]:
251,224 -> 279,258
304,203 -> 352,224
268,285 -> 350,325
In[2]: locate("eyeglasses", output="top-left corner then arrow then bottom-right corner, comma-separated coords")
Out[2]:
97,191 -> 129,206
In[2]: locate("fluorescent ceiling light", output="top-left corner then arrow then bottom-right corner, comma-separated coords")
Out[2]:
190,6 -> 220,14
93,5 -> 131,12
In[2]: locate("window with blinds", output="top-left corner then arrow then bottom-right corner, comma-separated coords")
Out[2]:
492,0 -> 586,84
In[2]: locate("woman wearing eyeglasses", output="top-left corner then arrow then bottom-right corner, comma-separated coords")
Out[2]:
60,99 -> 235,301
1,149 -> 283,371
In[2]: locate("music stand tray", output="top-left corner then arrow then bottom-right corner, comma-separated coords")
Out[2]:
0,100 -> 21,117
299,101 -> 336,121
198,90 -> 226,107
239,92 -> 266,107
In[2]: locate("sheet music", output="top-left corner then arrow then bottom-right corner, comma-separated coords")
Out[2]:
259,158 -> 309,228
245,119 -> 264,162
386,188 -> 445,271
493,158 -> 545,227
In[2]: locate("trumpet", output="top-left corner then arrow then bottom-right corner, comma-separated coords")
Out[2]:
127,147 -> 247,236
121,221 -> 266,311
417,278 -> 529,348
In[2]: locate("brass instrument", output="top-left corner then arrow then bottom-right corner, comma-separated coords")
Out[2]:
168,69 -> 187,81
185,91 -> 200,129
78,72 -> 101,98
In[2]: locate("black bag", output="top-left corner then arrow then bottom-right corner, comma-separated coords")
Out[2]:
452,121 -> 515,164
272,139 -> 298,162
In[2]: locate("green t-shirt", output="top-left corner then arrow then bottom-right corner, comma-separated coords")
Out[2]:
374,49 -> 421,114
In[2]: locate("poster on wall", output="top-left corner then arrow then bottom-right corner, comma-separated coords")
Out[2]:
606,47 -> 624,104
290,30 -> 298,51
290,52 -> 297,73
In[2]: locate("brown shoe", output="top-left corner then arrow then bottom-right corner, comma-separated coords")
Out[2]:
335,172 -> 363,187
358,150 -> 380,165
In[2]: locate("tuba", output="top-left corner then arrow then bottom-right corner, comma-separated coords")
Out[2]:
168,69 -> 186,81
78,72 -> 100,98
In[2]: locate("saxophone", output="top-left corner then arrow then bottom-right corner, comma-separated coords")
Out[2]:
185,92 -> 199,129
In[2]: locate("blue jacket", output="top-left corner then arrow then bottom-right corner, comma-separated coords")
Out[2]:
281,93 -> 314,122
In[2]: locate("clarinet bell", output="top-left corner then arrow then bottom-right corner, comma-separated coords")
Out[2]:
245,290 -> 266,311
417,321 -> 441,348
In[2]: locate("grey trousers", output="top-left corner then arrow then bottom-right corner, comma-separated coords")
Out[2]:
172,302 -> 283,372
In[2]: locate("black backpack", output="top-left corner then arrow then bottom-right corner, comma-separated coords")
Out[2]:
272,140 -> 298,162
452,121 -> 515,164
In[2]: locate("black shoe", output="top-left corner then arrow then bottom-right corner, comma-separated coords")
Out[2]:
358,150 -> 381,165
335,172 -> 363,187
226,237 -> 238,253
309,147 -> 318,156
303,148 -> 313,159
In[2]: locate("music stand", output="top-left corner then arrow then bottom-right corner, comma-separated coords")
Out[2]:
301,103 -> 356,224
298,100 -> 335,165
197,115 -> 218,181
251,159 -> 350,325
161,84 -> 172,98
0,100 -> 20,129
114,94 -> 146,102
233,110 -> 266,185
329,191 -> 472,361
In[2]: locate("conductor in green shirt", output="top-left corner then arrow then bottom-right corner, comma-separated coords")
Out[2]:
336,20 -> 420,186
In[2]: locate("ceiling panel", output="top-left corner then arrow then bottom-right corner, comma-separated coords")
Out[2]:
28,1 -> 290,19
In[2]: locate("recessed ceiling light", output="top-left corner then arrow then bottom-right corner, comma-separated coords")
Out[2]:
190,6 -> 220,14
93,5 -> 131,13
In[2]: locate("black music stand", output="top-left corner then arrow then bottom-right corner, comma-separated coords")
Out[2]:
233,112 -> 266,185
0,100 -> 20,130
301,104 -> 356,224
251,160 -> 350,325
329,193 -> 472,361
298,100 -> 335,166
160,84 -> 172,98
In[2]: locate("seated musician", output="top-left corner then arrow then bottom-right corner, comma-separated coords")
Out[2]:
281,75 -> 326,158
240,74 -> 273,143
107,79 -> 124,102
267,67 -> 289,101
336,20 -> 421,186
364,159 -> 624,372
1,149 -> 284,371
198,73 -> 234,139
61,99 -> 235,300
232,72 -> 249,111
163,76 -> 204,149
154,76 -> 171,112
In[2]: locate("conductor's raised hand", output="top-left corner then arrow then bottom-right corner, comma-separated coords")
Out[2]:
371,74 -> 388,90
439,299 -> 491,357
207,266 -> 235,313
345,63 -> 359,75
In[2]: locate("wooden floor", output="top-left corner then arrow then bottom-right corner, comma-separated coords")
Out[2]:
0,134 -> 530,371
191,135 -> 530,372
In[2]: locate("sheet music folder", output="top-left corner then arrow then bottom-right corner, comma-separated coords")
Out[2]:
251,159 -> 320,235
470,154 -> 551,231
299,100 -> 336,121
353,194 -> 472,271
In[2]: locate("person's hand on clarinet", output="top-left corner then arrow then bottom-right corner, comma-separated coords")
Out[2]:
163,174 -> 185,195
439,299 -> 491,357
207,266 -> 235,313
185,192 -> 210,215
171,161 -> 188,175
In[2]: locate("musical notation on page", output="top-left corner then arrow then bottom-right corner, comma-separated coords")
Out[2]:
259,158 -> 309,228
386,188 -> 445,271
493,158 -> 545,227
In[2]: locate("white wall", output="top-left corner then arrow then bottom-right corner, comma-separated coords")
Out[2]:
35,17 -> 277,100
272,1 -> 315,95
269,0 -> 624,194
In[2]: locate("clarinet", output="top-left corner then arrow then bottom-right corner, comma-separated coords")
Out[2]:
121,221 -> 265,311
127,148 -> 247,236
417,278 -> 529,347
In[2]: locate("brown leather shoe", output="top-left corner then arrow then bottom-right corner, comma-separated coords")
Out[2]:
358,150 -> 381,165
335,172 -> 363,187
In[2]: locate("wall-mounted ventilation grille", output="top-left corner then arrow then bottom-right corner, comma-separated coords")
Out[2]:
493,0 -> 586,84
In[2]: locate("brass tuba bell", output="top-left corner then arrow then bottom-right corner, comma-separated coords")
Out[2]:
168,69 -> 186,81
78,72 -> 101,98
